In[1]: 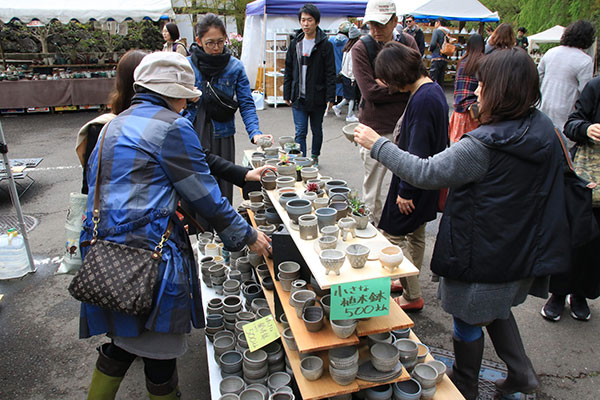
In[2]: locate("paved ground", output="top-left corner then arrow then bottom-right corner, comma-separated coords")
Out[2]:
0,96 -> 599,399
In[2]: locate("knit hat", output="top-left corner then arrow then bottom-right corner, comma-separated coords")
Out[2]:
348,25 -> 360,39
338,21 -> 352,34
364,0 -> 396,25
134,52 -> 201,99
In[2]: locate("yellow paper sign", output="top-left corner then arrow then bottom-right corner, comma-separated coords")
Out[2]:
243,315 -> 281,352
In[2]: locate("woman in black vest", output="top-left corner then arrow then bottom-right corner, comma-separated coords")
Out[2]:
354,48 -> 572,399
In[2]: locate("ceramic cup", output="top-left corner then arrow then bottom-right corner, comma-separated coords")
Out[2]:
298,214 -> 319,240
345,244 -> 370,269
315,207 -> 337,230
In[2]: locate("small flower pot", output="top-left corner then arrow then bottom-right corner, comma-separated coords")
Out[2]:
300,356 -> 324,381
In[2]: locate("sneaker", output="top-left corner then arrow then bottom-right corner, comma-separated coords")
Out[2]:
540,294 -> 566,321
345,115 -> 359,123
394,296 -> 424,312
568,294 -> 591,321
311,155 -> 319,167
333,105 -> 342,117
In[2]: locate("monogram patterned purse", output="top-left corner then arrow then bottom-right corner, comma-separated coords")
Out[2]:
68,123 -> 173,316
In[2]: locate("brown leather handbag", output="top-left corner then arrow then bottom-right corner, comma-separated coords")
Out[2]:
68,122 -> 173,316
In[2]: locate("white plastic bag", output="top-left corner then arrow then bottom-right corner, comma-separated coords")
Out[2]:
252,90 -> 265,111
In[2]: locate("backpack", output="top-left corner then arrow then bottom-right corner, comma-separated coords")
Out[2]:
361,33 -> 409,69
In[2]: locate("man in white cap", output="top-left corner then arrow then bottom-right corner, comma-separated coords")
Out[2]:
352,0 -> 419,226
80,51 -> 271,400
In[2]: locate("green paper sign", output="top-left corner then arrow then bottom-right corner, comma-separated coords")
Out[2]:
330,277 -> 391,320
243,315 -> 281,352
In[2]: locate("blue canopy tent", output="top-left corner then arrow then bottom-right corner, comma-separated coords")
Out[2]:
245,0 -> 368,17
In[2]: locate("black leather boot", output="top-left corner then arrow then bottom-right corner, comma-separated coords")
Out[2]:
146,368 -> 181,399
449,335 -> 484,400
486,312 -> 539,394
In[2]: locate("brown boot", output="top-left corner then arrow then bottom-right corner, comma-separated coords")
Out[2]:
486,312 -> 539,394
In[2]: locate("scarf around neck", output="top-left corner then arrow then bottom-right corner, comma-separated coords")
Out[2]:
190,43 -> 232,79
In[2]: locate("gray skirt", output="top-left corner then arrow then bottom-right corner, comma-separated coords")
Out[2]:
112,331 -> 188,360
438,276 -> 549,325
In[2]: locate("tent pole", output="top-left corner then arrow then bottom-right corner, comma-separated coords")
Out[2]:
262,7 -> 267,98
0,121 -> 36,273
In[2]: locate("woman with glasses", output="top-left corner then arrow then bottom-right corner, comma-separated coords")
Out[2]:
187,13 -> 271,202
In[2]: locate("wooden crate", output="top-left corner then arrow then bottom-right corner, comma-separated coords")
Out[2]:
265,74 -> 284,98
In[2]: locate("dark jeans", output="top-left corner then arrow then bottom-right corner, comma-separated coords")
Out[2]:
430,59 -> 448,88
292,106 -> 325,157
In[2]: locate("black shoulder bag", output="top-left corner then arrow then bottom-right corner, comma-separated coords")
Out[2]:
68,122 -> 173,316
203,80 -> 239,122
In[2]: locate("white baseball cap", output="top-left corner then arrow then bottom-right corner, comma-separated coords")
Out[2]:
364,0 -> 397,25
134,52 -> 201,99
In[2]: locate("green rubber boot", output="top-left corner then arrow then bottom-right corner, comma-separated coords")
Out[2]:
87,344 -> 133,400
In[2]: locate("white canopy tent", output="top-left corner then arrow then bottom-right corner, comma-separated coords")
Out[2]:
0,0 -> 174,23
396,0 -> 499,22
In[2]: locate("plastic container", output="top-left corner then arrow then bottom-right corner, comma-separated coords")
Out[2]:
0,228 -> 31,279
252,91 -> 265,111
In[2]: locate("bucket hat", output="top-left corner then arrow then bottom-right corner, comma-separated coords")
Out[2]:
134,52 -> 201,99
348,25 -> 360,39
363,0 -> 396,25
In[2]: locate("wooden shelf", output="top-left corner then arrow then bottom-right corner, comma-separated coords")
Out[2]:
243,153 -> 420,291
356,299 -> 414,337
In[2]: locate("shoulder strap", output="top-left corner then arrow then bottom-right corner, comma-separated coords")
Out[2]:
553,127 -> 575,171
361,35 -> 380,70
92,121 -> 173,242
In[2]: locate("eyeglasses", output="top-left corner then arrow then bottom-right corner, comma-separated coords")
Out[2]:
204,39 -> 225,48
406,20 -> 414,24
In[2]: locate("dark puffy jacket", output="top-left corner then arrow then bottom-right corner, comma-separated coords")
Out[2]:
431,110 -> 571,283
564,75 -> 600,144
283,27 -> 336,110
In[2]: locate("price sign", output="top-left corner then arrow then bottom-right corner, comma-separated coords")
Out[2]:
330,277 -> 391,320
242,315 -> 281,352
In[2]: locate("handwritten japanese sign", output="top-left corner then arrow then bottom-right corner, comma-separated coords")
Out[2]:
242,315 -> 281,352
330,277 -> 391,320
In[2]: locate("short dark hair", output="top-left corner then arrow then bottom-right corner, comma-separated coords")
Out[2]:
489,23 -> 515,49
195,13 -> 227,40
405,15 -> 414,21
436,17 -> 446,25
165,22 -> 180,41
517,27 -> 527,34
561,20 -> 595,49
374,42 -> 427,90
476,48 -> 540,125
298,3 -> 320,24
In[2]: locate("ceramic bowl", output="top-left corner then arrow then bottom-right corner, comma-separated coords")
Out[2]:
223,296 -> 242,313
294,156 -> 313,167
256,263 -> 270,279
223,279 -> 241,293
247,251 -> 264,267
392,378 -> 422,400
328,345 -> 359,369
379,245 -> 404,271
313,197 -> 329,210
395,338 -> 419,359
329,186 -> 352,199
325,179 -> 347,192
214,330 -> 236,342
257,224 -> 276,237
298,214 -> 319,240
236,311 -> 256,322
278,313 -> 289,329
320,225 -> 339,239
321,294 -> 331,317
345,244 -> 370,269
248,191 -> 263,203
265,207 -> 282,224
218,394 -> 240,400
239,388 -> 264,400
329,364 -> 358,386
276,176 -> 296,189
315,207 -> 338,230
250,298 -> 268,313
300,166 -> 319,182
365,384 -> 392,400
278,136 -> 295,147
368,332 -> 394,346
262,276 -> 275,291
243,364 -> 269,380
290,289 -> 317,318
342,122 -> 359,143
391,328 -> 411,340
421,386 -> 437,400
220,350 -> 243,373
267,371 -> 291,392
330,318 -> 358,339
302,300 -> 324,332
318,235 -> 338,250
269,393 -> 294,400
426,360 -> 447,384
243,349 -> 268,370
319,249 -> 346,275
282,327 -> 297,351
412,363 -> 438,390
370,342 -> 400,372
277,273 -> 295,292
279,192 -> 299,207
278,261 -> 301,279
220,376 -> 246,395
285,199 -> 313,223
416,343 -> 429,364
300,356 -> 324,381
246,384 -> 269,400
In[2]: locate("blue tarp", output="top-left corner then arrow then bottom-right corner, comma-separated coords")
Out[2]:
245,0 -> 368,17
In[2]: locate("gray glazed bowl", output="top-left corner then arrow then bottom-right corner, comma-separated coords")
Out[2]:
220,350 -> 243,373
319,249 -> 346,276
426,359 -> 447,384
395,338 -> 419,359
393,379 -> 422,400
330,318 -> 358,339
300,355 -> 324,381
328,345 -> 359,369
365,384 -> 393,400
370,342 -> 400,372
267,371 -> 291,392
285,199 -> 312,223
318,235 -> 338,250
239,388 -> 264,400
220,376 -> 246,395
278,261 -> 301,279
412,363 -> 438,389
345,244 -> 370,269
329,364 -> 358,386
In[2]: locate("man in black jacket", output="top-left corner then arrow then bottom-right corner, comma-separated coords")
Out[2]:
283,3 -> 336,166
403,15 -> 425,56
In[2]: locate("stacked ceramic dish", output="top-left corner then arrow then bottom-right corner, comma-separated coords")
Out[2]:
243,349 -> 269,385
223,295 -> 243,332
263,341 -> 286,373
277,261 -> 301,291
236,256 -> 254,282
394,339 -> 419,373
206,298 -> 224,341
220,349 -> 244,378
328,346 -> 359,386
209,263 -> 228,295
411,363 -> 439,399
200,257 -> 215,287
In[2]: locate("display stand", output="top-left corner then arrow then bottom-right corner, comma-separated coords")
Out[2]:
264,32 -> 290,108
